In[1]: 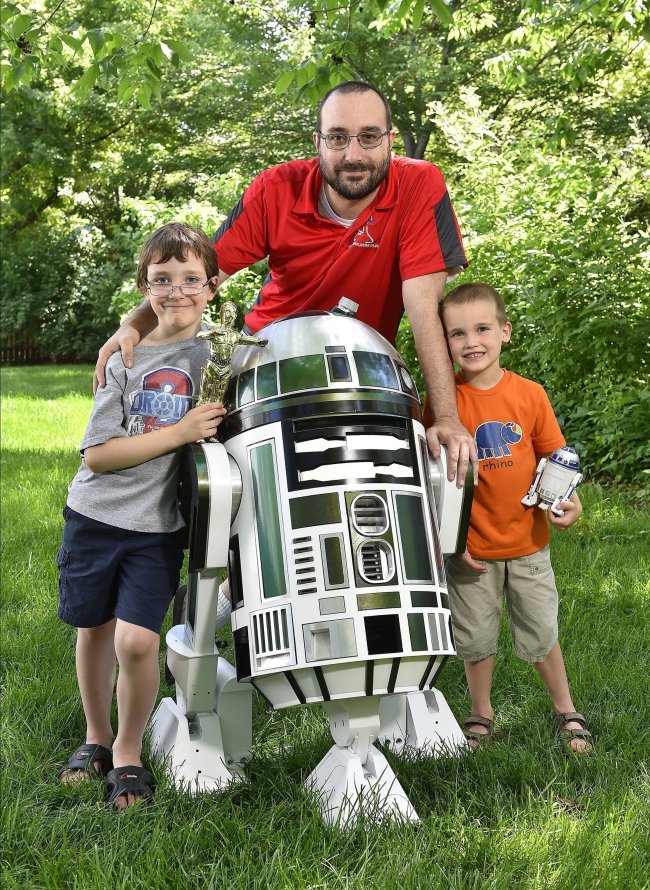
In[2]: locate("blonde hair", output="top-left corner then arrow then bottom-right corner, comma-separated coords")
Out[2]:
441,282 -> 509,327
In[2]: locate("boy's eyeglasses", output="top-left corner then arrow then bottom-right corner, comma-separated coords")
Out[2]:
146,281 -> 211,298
317,131 -> 391,151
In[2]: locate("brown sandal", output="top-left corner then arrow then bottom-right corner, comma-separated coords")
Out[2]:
463,715 -> 494,750
555,712 -> 593,754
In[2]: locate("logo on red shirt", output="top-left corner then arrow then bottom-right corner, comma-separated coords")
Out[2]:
351,216 -> 379,249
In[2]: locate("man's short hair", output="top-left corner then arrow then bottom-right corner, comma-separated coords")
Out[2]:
316,81 -> 392,132
136,222 -> 219,292
441,283 -> 509,327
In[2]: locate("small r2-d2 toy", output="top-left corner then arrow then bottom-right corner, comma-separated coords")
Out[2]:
150,298 -> 473,826
521,446 -> 583,516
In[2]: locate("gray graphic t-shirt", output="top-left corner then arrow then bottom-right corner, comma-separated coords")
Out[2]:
67,336 -> 209,533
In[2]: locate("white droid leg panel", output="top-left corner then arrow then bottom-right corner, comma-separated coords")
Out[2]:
149,443 -> 252,793
150,656 -> 252,793
378,690 -> 467,756
305,697 -> 419,827
149,699 -> 237,793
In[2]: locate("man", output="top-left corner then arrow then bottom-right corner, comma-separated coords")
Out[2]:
95,81 -> 477,483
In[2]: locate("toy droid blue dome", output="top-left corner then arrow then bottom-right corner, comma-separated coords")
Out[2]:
151,299 -> 473,826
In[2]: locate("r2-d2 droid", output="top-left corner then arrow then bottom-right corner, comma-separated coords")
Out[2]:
150,298 -> 473,825
521,446 -> 583,516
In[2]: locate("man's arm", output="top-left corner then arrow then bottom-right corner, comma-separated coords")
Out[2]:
402,271 -> 478,485
94,299 -> 157,391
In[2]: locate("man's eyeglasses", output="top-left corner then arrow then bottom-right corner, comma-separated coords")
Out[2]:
318,131 -> 391,151
146,281 -> 211,298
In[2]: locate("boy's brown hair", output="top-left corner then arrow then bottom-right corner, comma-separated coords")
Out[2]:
136,222 -> 219,293
440,282 -> 509,327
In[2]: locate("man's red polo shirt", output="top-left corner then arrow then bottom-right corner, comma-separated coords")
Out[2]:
214,156 -> 467,343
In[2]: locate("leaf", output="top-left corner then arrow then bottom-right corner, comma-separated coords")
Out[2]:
275,69 -> 296,94
163,38 -> 192,63
429,0 -> 454,26
117,76 -> 137,104
73,64 -> 100,97
412,0 -> 425,28
1,4 -> 18,26
137,84 -> 152,109
61,34 -> 83,53
9,13 -> 33,37
86,28 -> 105,57
145,57 -> 162,79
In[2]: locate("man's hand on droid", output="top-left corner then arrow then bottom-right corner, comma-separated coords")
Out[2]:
426,418 -> 479,487
93,323 -> 141,393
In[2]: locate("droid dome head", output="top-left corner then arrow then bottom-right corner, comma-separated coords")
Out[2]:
549,446 -> 580,470
220,300 -> 420,437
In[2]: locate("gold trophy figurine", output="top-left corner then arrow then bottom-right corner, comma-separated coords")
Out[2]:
197,300 -> 268,406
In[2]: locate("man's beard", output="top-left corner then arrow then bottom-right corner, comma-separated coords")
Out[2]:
318,148 -> 391,201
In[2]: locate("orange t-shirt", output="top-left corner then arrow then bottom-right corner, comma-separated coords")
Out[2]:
426,370 -> 566,559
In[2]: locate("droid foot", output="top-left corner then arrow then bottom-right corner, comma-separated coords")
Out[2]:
305,742 -> 419,827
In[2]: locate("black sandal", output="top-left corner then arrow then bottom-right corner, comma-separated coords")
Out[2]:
105,766 -> 156,808
59,743 -> 113,780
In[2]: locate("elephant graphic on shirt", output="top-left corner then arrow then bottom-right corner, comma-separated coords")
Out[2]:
475,420 -> 523,460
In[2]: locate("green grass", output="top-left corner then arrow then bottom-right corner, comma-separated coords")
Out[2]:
2,365 -> 649,890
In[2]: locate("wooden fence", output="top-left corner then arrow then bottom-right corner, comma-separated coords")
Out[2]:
1,332 -> 47,365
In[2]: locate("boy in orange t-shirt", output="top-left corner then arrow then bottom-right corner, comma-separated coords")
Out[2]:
435,282 -> 592,753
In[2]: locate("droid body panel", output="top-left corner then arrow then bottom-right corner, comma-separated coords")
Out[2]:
151,304 -> 472,824
521,446 -> 583,516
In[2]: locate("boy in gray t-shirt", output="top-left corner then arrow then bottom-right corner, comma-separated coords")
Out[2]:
58,223 -> 225,808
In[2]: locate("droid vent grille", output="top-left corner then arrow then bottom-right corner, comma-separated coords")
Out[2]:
358,540 -> 395,583
352,495 -> 388,535
252,606 -> 291,657
293,538 -> 318,594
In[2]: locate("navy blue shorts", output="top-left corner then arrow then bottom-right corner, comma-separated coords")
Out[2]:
57,506 -> 185,634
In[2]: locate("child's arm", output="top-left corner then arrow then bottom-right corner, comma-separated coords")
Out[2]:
548,491 -> 583,530
84,402 -> 226,473
455,549 -> 488,574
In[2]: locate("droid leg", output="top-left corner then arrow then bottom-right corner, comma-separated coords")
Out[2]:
305,697 -> 419,827
149,443 -> 252,794
377,690 -> 467,756
521,458 -> 547,507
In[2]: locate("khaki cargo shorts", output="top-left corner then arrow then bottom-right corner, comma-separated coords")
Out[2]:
445,546 -> 559,663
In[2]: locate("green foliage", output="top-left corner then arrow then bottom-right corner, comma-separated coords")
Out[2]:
429,86 -> 650,483
1,0 -> 192,108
